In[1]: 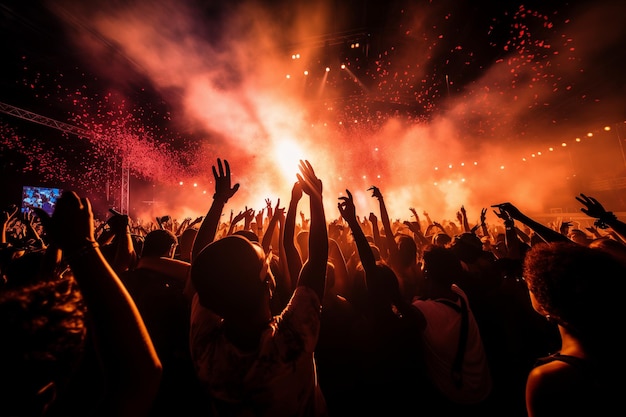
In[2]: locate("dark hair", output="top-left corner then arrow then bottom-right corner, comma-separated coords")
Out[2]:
191,235 -> 266,318
233,229 -> 260,243
523,242 -> 626,341
142,229 -> 177,258
422,245 -> 464,288
395,233 -> 418,268
450,233 -> 483,263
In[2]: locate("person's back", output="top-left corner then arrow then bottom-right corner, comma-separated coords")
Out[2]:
121,229 -> 205,416
191,235 -> 327,417
411,245 -> 493,414
523,241 -> 626,417
189,159 -> 329,417
301,262 -> 367,416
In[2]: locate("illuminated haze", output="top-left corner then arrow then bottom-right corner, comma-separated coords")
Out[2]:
25,0 -> 626,224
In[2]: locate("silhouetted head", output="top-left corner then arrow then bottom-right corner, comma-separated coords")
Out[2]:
368,263 -> 401,308
176,228 -> 197,261
142,229 -> 177,258
233,229 -> 259,243
523,241 -> 626,341
395,233 -> 418,268
450,232 -> 483,264
432,233 -> 452,247
568,229 -> 592,246
588,237 -> 626,266
422,245 -> 464,289
191,235 -> 272,320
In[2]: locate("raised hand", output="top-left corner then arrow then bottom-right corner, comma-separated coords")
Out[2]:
337,189 -> 357,224
1,204 -> 19,225
212,158 -> 240,202
560,221 -> 572,235
296,160 -> 322,198
575,193 -> 610,219
45,191 -> 97,253
255,209 -> 265,228
107,211 -> 130,235
367,185 -> 383,200
264,198 -> 273,219
291,181 -> 303,202
189,216 -> 204,227
243,206 -> 255,227
491,202 -> 523,221
232,209 -> 249,224
405,208 -> 422,235
492,206 -> 512,223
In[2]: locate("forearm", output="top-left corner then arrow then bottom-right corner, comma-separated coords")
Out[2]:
262,216 -> 279,254
307,198 -> 328,270
112,229 -> 136,272
516,214 -> 569,243
192,197 -> 227,261
379,199 -> 399,262
603,218 -> 626,241
67,245 -> 161,416
347,219 -> 377,272
297,197 -> 328,300
284,202 -> 302,289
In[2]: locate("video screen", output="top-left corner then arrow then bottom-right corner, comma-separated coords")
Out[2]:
21,186 -> 63,216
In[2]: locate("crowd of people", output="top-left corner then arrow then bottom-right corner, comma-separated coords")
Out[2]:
2,157 -> 626,417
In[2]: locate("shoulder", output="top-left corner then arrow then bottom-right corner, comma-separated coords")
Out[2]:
526,354 -> 598,412
274,287 -> 322,352
526,355 -> 612,416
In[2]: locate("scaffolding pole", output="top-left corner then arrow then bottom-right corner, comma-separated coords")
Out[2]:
0,100 -> 129,213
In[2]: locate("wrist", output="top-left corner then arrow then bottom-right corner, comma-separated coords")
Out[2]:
594,211 -> 617,229
64,241 -> 100,262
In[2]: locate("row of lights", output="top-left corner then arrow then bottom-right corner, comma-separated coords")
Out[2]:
171,120 -> 621,192
286,49 -> 355,79
521,126 -> 613,162
428,124 -> 622,186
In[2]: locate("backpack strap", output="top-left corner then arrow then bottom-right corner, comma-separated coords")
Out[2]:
436,296 -> 468,389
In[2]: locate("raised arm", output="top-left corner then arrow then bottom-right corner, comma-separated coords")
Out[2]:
192,158 -> 240,262
284,182 -> 304,291
338,189 -> 377,273
48,191 -> 162,416
0,204 -> 18,245
458,205 -> 471,233
261,199 -> 281,254
404,207 -> 430,247
576,193 -> 626,241
368,185 -> 400,266
227,208 -> 252,236
295,160 -> 328,302
491,202 -> 570,243
492,206 -> 524,259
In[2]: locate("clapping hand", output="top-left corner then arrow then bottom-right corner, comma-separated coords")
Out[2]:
296,160 -> 322,198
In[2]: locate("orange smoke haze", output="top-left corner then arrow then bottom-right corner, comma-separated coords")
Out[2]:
38,0 -> 626,225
